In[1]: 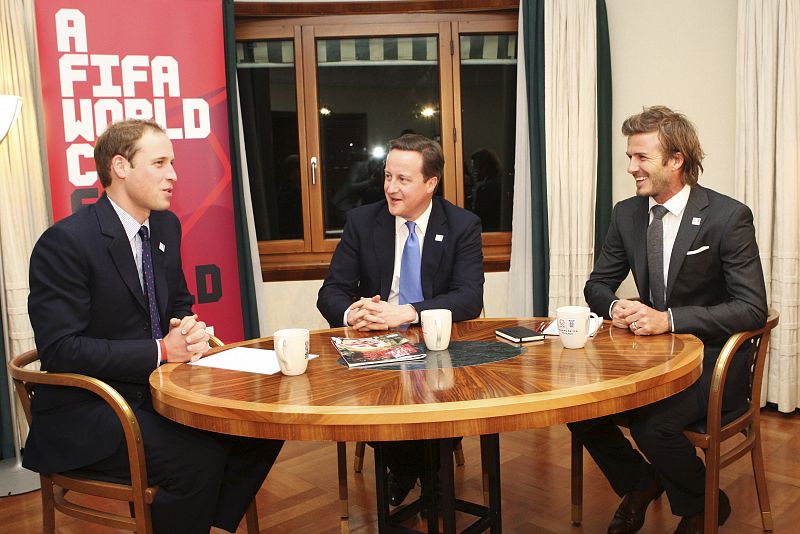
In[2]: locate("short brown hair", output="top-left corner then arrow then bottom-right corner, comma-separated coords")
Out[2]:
388,134 -> 444,182
94,119 -> 166,187
621,106 -> 705,186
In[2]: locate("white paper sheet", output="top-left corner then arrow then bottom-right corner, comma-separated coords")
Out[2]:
543,316 -> 604,337
189,347 -> 318,375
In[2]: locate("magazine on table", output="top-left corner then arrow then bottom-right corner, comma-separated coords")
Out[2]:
331,333 -> 426,367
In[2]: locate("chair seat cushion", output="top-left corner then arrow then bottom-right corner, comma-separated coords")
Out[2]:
685,403 -> 750,434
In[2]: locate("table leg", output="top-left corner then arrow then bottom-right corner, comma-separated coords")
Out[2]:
337,442 -> 350,533
423,440 -> 439,533
480,434 -> 501,534
439,438 -> 456,534
374,443 -> 392,532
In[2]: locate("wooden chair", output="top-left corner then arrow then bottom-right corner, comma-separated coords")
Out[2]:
9,347 -> 259,534
570,309 -> 779,533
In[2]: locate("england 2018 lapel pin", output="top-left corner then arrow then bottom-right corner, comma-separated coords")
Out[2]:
435,234 -> 444,242
692,217 -> 701,226
159,242 -> 165,252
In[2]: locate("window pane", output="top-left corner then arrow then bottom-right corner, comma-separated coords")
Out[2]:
316,36 -> 441,238
460,33 -> 517,232
237,40 -> 303,241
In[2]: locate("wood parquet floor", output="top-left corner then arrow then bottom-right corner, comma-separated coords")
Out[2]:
1,407 -> 798,533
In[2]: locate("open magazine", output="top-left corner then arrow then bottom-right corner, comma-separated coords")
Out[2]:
331,333 -> 426,367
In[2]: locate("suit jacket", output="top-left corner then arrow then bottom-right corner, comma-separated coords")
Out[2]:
317,197 -> 484,326
24,194 -> 194,474
585,185 -> 768,407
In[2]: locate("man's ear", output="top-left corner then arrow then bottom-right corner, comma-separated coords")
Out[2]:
111,154 -> 128,179
671,152 -> 685,172
426,176 -> 439,194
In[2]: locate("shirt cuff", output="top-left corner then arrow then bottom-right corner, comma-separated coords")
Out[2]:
343,306 -> 351,327
156,339 -> 162,366
608,299 -> 619,319
667,308 -> 675,332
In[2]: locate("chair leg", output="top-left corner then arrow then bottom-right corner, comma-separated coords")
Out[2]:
454,440 -> 465,466
751,431 -> 774,531
39,475 -> 55,534
704,441 -> 721,534
571,433 -> 583,525
353,441 -> 366,473
245,498 -> 259,534
337,442 -> 350,533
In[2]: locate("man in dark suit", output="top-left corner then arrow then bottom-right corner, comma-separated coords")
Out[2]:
25,119 -> 283,533
317,134 -> 484,506
570,106 -> 767,534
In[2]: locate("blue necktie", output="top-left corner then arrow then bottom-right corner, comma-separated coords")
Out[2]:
138,226 -> 162,339
399,221 -> 423,305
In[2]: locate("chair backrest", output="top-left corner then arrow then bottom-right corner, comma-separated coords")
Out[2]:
209,334 -> 224,348
705,309 -> 779,432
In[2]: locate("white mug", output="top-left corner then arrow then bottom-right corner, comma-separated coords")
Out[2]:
421,309 -> 452,351
556,306 -> 599,349
274,328 -> 309,375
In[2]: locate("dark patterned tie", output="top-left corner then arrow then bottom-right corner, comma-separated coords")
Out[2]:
399,221 -> 423,305
647,205 -> 669,311
138,226 -> 162,339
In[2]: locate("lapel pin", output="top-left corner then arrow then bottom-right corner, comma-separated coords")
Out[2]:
159,242 -> 166,252
435,234 -> 444,242
692,217 -> 701,226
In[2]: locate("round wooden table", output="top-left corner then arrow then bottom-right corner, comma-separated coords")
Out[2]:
151,318 -> 702,533
150,318 -> 703,441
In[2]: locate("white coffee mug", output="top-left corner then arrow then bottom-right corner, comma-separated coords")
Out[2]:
556,306 -> 599,349
421,309 -> 452,351
274,328 -> 309,375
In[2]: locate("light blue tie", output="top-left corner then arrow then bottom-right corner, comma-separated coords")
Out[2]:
399,221 -> 423,305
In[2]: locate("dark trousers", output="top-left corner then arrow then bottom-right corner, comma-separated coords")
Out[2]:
89,403 -> 283,534
373,438 -> 461,478
568,383 -> 706,516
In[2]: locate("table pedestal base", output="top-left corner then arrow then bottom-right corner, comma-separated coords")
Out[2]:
374,435 -> 501,534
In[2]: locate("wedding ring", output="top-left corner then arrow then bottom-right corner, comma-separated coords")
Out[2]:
631,321 -> 638,331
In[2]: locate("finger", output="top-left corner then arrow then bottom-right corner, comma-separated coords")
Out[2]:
371,295 -> 381,302
187,340 -> 209,354
169,317 -> 182,328
179,314 -> 198,335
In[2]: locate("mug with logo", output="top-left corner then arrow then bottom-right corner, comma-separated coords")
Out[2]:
556,306 -> 599,349
274,328 -> 310,375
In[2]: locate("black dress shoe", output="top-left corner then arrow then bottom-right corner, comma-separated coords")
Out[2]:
673,490 -> 731,534
388,473 -> 417,506
607,476 -> 665,534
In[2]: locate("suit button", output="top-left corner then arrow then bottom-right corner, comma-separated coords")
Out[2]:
143,323 -> 149,331
136,392 -> 143,400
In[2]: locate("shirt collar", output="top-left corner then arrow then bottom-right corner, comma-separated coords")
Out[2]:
395,199 -> 433,235
107,196 -> 150,241
649,184 -> 691,216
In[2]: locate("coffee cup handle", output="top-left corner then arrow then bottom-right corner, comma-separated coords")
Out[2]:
277,338 -> 289,370
586,312 -> 599,339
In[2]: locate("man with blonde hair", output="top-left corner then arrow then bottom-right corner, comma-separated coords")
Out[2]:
571,106 -> 767,534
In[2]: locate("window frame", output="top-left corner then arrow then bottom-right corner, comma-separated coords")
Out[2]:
235,9 -> 518,281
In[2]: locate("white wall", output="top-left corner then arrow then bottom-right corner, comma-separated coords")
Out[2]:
256,0 -> 739,329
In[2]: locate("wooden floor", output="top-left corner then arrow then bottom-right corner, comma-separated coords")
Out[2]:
1,407 -> 798,533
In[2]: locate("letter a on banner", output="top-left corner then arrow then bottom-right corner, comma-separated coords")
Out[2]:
35,0 -> 245,340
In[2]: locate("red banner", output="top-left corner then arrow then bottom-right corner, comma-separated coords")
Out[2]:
34,0 -> 244,340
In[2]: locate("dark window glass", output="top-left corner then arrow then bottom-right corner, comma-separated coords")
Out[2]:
460,34 -> 517,232
316,36 -> 441,238
237,40 -> 303,241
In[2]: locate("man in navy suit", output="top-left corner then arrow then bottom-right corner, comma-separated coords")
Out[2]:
570,106 -> 767,534
317,134 -> 484,506
26,119 -> 283,533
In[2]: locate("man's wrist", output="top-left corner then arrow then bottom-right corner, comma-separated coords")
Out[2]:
158,338 -> 168,364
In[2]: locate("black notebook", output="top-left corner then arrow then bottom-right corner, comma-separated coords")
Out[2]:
495,326 -> 545,343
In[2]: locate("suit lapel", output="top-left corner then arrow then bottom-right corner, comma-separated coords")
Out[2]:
373,206 -> 395,300
666,186 -> 708,302
96,195 -> 148,314
631,198 -> 650,301
421,199 -> 446,299
148,215 -> 169,321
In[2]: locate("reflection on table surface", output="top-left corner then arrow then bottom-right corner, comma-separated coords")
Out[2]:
150,318 -> 703,442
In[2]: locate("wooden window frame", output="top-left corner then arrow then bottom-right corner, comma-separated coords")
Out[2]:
235,4 -> 518,281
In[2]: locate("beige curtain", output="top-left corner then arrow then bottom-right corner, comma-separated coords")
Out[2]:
736,0 -> 800,412
0,0 -> 50,359
507,6 -> 535,317
544,0 -> 597,313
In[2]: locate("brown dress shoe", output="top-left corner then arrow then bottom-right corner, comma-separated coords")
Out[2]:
607,477 -> 665,534
673,490 -> 731,534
